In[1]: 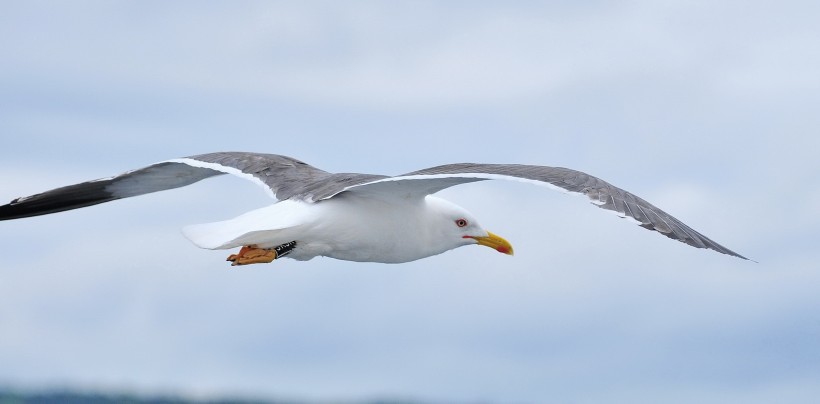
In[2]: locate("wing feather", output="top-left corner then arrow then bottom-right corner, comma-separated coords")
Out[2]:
336,163 -> 748,260
0,162 -> 222,220
0,152 -> 385,220
184,152 -> 387,201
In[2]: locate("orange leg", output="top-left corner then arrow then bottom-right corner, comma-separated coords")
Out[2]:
226,245 -> 278,266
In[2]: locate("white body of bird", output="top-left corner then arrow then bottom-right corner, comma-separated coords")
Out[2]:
183,194 -> 492,263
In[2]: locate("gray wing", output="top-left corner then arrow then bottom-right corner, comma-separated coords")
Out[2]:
180,152 -> 387,201
336,163 -> 748,260
0,152 -> 386,221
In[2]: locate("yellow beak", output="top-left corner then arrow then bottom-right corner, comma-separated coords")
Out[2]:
469,231 -> 514,255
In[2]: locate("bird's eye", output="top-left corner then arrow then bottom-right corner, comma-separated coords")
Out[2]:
455,218 -> 468,227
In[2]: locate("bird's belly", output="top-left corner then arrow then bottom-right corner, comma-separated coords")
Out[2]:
298,223 -> 435,263
302,236 -> 426,263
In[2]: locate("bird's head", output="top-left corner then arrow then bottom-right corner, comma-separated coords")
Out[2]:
426,196 -> 514,256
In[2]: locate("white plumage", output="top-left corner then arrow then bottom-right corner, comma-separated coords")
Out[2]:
182,194 -> 494,263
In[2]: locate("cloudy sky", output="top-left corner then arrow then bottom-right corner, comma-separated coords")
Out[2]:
1,1 -> 818,403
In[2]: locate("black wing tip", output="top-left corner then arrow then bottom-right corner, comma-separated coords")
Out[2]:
0,200 -> 42,221
0,193 -> 118,221
0,198 -> 36,221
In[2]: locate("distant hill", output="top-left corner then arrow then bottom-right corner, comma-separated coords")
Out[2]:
0,389 -> 278,404
0,389 -> 427,404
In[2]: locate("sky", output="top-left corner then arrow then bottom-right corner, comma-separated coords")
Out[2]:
1,1 -> 819,403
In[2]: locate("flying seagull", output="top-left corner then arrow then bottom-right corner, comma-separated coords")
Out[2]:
0,152 -> 747,264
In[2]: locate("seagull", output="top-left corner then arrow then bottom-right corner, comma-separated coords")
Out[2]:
0,152 -> 748,264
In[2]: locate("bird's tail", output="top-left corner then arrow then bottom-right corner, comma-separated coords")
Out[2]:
182,221 -> 244,249
182,200 -> 313,249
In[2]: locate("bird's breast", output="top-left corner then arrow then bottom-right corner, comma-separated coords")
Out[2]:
302,195 -> 438,263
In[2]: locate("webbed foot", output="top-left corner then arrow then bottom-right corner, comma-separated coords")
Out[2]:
226,241 -> 297,266
226,245 -> 277,266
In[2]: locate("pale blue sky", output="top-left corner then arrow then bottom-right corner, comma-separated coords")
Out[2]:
1,1 -> 819,403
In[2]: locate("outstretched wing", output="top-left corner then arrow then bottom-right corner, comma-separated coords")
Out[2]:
332,163 -> 748,260
0,152 -> 386,221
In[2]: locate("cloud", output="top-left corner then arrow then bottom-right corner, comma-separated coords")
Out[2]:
9,1 -> 812,110
1,1 -> 819,403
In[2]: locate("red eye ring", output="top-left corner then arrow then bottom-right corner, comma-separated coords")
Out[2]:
455,218 -> 468,227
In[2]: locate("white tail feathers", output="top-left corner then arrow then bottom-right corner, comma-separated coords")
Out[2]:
182,221 -> 241,249
181,200 -> 316,250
